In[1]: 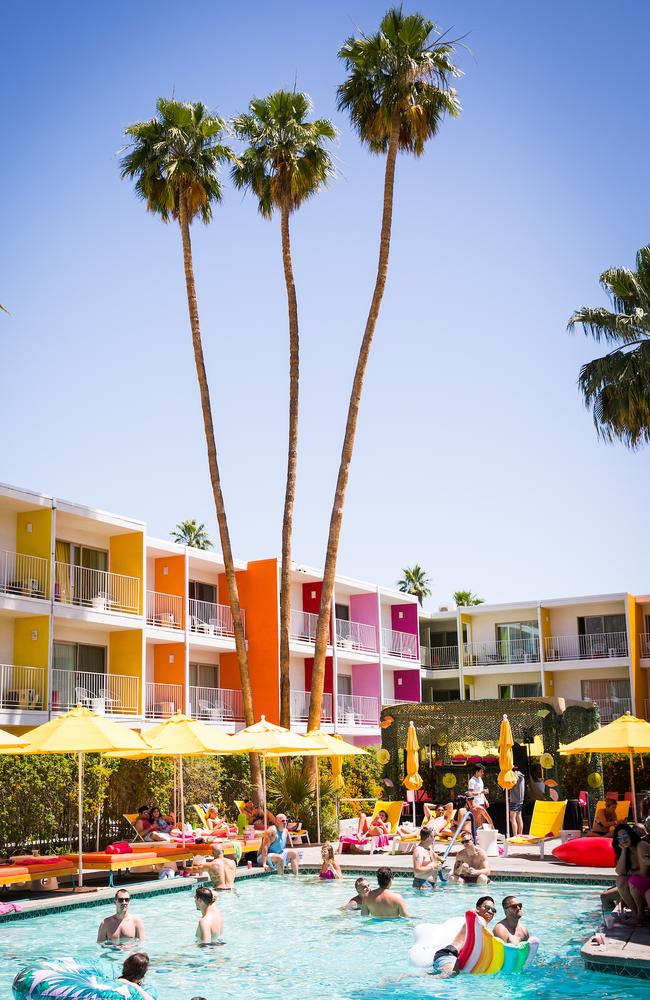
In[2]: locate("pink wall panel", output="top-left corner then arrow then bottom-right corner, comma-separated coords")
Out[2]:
391,601 -> 419,637
351,663 -> 380,698
392,669 -> 421,701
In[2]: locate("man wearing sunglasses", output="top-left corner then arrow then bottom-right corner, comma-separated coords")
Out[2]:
97,890 -> 146,943
431,896 -> 497,977
449,832 -> 490,885
341,876 -> 371,910
494,895 -> 529,944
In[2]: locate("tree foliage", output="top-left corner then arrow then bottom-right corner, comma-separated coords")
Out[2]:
452,589 -> 484,607
397,564 -> 432,605
170,519 -> 213,549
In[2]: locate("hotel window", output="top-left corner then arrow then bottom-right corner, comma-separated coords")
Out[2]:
189,581 -> 217,604
189,662 -> 219,689
53,641 -> 106,674
499,683 -> 542,699
495,621 -> 539,661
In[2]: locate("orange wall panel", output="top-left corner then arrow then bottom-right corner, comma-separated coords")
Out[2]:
153,643 -> 185,686
154,555 -> 185,627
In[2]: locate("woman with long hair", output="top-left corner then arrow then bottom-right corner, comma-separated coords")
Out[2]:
612,822 -> 650,921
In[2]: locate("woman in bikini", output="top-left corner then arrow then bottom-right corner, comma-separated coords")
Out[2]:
615,823 -> 650,921
357,809 -> 391,839
319,843 -> 342,880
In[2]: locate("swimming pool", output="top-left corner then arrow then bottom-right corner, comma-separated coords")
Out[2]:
0,876 -> 644,1000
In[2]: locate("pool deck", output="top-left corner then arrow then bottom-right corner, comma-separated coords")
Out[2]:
582,923 -> 650,980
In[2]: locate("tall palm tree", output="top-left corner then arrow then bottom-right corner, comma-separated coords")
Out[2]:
307,7 -> 461,734
569,245 -> 650,448
170,519 -> 213,550
1,304 -> 9,314
453,589 -> 484,607
231,91 -> 336,729
120,98 -> 262,794
397,564 -> 432,606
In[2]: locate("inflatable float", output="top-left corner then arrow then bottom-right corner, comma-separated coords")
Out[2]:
551,836 -> 615,867
409,911 -> 538,974
12,958 -> 158,999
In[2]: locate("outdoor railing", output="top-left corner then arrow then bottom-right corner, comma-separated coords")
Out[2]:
544,632 -> 628,661
335,618 -> 377,653
188,599 -> 244,638
382,627 -> 418,659
54,562 -> 140,615
337,693 -> 379,725
421,644 -> 459,669
290,690 -> 333,722
51,668 -> 139,715
463,637 -> 540,667
289,609 -> 319,643
0,549 -> 49,600
146,590 -> 183,630
591,697 -> 632,723
188,686 -> 244,722
145,682 -> 184,718
0,663 -> 47,711
640,633 -> 650,658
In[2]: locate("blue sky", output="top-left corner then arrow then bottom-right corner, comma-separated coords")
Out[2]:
3,1 -> 650,608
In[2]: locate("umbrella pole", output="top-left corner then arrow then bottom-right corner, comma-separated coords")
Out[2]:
316,763 -> 321,845
180,755 -> 185,847
504,788 -> 510,857
173,758 -> 178,818
263,755 -> 267,832
78,751 -> 84,889
629,750 -> 638,822
96,753 -> 102,851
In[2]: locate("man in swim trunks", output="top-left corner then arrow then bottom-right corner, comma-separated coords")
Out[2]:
195,885 -> 224,944
205,844 -> 237,889
494,894 -> 529,943
342,877 -> 371,910
448,832 -> 490,884
97,889 -> 146,943
412,827 -> 440,889
431,895 -> 496,977
259,816 -> 299,874
361,866 -> 409,918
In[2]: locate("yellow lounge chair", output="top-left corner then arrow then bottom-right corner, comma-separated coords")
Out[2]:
594,799 -> 630,823
193,803 -> 210,828
508,799 -> 567,858
369,799 -> 404,834
123,813 -> 145,842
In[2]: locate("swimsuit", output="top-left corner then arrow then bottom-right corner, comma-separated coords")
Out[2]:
319,869 -> 335,880
412,875 -> 436,889
432,944 -> 458,974
629,873 -> 650,894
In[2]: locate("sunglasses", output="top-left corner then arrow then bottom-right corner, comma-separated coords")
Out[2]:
507,902 -> 523,909
481,905 -> 496,914
117,896 -> 130,903
461,839 -> 472,844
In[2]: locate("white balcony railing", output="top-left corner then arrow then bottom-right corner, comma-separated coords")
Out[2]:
51,668 -> 139,715
290,690 -> 333,722
463,637 -> 540,667
188,686 -> 244,722
145,682 -> 184,718
146,590 -> 183,630
290,609 -> 318,643
421,645 -> 459,669
188,599 -> 244,638
0,549 -> 49,600
640,633 -> 650,658
592,698 -> 632,723
54,562 -> 140,615
382,627 -> 418,660
0,663 -> 47,711
335,618 -> 377,653
337,693 -> 379,725
544,632 -> 628,662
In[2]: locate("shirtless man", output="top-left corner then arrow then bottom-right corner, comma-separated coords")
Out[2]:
431,896 -> 496,977
412,828 -> 440,890
204,844 -> 237,890
342,876 -> 371,910
449,832 -> 490,885
97,890 -> 146,944
592,798 -> 618,836
361,867 -> 409,919
195,885 -> 224,944
493,895 -> 529,944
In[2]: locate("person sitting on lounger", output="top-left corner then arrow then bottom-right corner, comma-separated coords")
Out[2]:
116,952 -> 157,999
204,807 -> 230,835
194,885 -> 223,944
242,797 -> 276,830
357,809 -> 391,839
97,890 -> 147,943
144,806 -> 173,841
133,805 -> 152,840
423,803 -> 454,836
591,797 -> 619,836
465,791 -> 495,830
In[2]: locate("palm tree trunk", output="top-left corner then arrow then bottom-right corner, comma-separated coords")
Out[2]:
178,190 -> 262,797
307,111 -> 401,735
279,201 -> 299,729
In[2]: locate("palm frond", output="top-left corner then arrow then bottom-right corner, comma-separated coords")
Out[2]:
578,340 -> 650,448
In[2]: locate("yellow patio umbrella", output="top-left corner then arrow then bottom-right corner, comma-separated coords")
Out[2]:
403,721 -> 423,825
0,727 -> 27,748
560,712 -> 650,821
497,714 -> 517,847
8,705 -> 149,885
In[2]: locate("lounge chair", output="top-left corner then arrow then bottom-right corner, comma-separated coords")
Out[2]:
507,799 -> 567,858
123,813 -> 145,842
592,799 -> 630,828
339,800 -> 404,854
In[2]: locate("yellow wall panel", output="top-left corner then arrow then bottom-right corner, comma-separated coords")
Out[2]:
13,615 -> 49,668
627,595 -> 647,717
16,509 -> 52,596
109,532 -> 144,613
109,629 -> 143,713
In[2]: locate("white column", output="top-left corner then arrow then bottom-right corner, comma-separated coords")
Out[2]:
377,588 -> 385,707
538,604 -> 547,698
456,609 -> 465,700
184,546 -> 190,716
47,499 -> 57,720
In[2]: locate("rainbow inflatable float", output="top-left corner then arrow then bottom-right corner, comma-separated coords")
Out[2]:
12,958 -> 158,999
409,911 -> 539,974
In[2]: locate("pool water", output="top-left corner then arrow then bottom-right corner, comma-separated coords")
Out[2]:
0,876 -> 645,1000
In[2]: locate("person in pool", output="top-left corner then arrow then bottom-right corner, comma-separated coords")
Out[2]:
361,867 -> 409,919
448,832 -> 490,885
204,844 -> 237,890
412,827 -> 441,890
116,952 -> 157,1000
195,885 -> 224,944
494,895 -> 529,943
319,843 -> 342,879
342,877 -> 371,910
97,889 -> 146,943
431,896 -> 497,978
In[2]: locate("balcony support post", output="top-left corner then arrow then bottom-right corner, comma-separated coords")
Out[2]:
331,589 -> 339,732
46,500 -> 57,719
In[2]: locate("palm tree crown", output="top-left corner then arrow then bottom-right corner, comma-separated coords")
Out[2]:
120,98 -> 234,224
231,90 -> 336,217
569,245 -> 650,448
337,6 -> 461,155
171,520 -> 213,550
453,589 -> 484,607
397,564 -> 432,606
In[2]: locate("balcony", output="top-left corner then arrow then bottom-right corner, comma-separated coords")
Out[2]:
188,599 -> 244,638
337,693 -> 379,726
421,645 -> 459,669
0,663 -> 47,711
188,686 -> 244,722
51,668 -> 140,715
641,633 -> 650,658
0,549 -> 49,600
335,619 -> 377,653
544,632 -> 628,662
463,637 -> 540,667
592,697 -> 632,723
146,590 -> 183,630
145,682 -> 184,718
290,609 -> 318,643
290,690 -> 333,723
54,563 -> 140,615
382,627 -> 418,660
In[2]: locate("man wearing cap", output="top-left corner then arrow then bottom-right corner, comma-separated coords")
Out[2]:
259,814 -> 300,875
592,797 -> 619,836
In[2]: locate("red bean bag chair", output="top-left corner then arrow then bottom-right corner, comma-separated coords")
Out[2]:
552,836 -> 615,867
